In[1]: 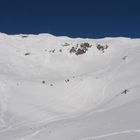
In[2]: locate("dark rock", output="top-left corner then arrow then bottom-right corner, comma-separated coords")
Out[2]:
25,52 -> 31,56
42,81 -> 45,84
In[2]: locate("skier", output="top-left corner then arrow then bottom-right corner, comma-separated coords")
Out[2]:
121,89 -> 129,94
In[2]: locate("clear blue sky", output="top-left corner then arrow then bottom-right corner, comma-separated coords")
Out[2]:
0,0 -> 140,38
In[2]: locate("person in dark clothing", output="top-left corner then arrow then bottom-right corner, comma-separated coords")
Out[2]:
121,89 -> 129,94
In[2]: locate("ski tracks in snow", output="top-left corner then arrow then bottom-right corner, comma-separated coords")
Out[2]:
14,130 -> 41,140
78,129 -> 140,140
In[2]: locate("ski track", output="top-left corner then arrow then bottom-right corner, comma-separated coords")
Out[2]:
14,130 -> 41,140
78,129 -> 140,140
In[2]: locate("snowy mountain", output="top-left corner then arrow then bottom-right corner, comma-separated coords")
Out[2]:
0,33 -> 140,140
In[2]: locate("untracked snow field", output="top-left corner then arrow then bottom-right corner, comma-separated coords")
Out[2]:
0,33 -> 140,140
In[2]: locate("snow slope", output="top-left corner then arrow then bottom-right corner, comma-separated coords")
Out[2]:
0,33 -> 140,140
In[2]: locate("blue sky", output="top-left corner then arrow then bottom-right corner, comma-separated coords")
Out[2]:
0,0 -> 140,38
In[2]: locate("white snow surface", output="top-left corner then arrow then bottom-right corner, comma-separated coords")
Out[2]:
0,33 -> 140,140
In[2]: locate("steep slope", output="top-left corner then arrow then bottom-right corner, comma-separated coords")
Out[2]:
0,33 -> 140,140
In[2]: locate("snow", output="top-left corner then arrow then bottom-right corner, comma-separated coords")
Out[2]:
0,33 -> 140,139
